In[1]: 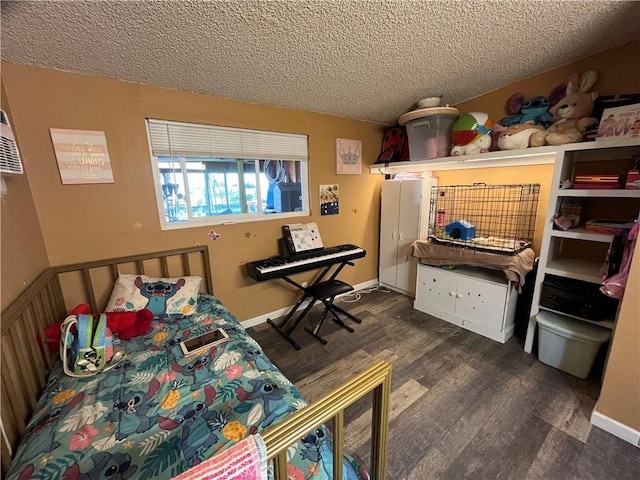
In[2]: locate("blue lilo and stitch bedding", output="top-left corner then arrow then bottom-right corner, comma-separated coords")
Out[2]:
7,294 -> 367,480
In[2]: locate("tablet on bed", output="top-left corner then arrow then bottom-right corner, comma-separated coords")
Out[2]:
180,327 -> 229,356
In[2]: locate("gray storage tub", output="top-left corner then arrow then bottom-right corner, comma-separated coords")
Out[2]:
537,310 -> 611,379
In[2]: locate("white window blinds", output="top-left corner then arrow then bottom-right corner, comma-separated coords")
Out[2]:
147,119 -> 308,161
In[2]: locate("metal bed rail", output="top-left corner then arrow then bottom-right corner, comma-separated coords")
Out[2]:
263,360 -> 392,480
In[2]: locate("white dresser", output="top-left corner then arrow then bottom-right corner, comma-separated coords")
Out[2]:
414,263 -> 518,343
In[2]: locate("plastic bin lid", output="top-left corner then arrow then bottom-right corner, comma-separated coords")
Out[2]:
536,310 -> 611,343
398,106 -> 460,125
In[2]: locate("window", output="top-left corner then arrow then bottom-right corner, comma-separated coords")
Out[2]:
146,119 -> 309,229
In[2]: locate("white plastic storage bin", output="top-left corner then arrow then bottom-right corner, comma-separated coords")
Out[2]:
398,107 -> 459,160
536,311 -> 611,379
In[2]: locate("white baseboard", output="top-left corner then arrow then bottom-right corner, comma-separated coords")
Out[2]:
590,408 -> 640,448
240,278 -> 379,329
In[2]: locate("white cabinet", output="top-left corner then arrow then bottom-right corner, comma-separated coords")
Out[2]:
524,139 -> 640,353
379,178 -> 434,295
414,264 -> 518,343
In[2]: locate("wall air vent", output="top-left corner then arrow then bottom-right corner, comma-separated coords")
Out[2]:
0,109 -> 23,174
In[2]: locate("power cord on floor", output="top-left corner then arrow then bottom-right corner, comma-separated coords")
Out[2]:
339,283 -> 392,303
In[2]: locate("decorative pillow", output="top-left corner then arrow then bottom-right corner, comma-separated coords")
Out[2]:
105,274 -> 202,318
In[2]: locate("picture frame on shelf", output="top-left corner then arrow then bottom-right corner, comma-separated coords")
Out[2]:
595,103 -> 640,140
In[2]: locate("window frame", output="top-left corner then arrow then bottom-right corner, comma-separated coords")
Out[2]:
146,119 -> 310,230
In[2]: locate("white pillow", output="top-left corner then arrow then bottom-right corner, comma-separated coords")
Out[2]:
105,274 -> 202,318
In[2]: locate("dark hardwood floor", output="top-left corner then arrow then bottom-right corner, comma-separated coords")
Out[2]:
249,288 -> 640,480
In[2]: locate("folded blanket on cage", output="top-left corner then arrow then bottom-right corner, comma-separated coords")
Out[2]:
409,240 -> 535,292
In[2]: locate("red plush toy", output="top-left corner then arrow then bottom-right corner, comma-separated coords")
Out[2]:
43,304 -> 153,354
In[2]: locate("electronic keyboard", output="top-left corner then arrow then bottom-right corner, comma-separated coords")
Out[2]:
246,244 -> 366,281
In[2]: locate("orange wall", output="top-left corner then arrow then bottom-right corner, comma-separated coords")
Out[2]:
1,62 -> 385,319
0,78 -> 49,310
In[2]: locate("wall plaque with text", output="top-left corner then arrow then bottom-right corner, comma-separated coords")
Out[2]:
50,128 -> 114,184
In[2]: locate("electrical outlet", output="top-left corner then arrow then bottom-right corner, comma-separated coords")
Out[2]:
301,281 -> 308,288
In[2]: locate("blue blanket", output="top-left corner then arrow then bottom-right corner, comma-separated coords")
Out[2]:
7,294 -> 365,480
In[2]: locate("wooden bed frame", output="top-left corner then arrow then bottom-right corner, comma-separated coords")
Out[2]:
1,246 -> 390,479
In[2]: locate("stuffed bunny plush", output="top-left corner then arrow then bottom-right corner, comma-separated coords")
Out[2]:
530,71 -> 599,147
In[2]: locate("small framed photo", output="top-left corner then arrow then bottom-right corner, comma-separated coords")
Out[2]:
320,184 -> 339,215
335,138 -> 362,175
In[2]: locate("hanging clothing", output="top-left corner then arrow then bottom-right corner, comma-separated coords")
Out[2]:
601,223 -> 639,299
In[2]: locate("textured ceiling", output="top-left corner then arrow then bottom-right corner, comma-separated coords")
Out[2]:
2,0 -> 640,124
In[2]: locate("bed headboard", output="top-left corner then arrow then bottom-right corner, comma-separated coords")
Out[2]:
0,245 -> 212,474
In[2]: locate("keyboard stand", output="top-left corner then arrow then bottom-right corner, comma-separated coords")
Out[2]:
265,260 -> 360,350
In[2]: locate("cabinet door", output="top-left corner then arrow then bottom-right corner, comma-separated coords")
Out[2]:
454,276 -> 507,331
379,181 -> 401,287
395,179 -> 423,294
416,265 -> 456,313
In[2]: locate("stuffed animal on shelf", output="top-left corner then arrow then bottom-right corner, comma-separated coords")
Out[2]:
500,94 -> 555,127
497,123 -> 545,150
43,305 -> 153,354
530,71 -> 599,147
451,112 -> 494,156
489,123 -> 506,151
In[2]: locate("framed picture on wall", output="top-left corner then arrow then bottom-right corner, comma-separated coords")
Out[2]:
320,184 -> 339,215
335,138 -> 362,175
50,128 -> 114,184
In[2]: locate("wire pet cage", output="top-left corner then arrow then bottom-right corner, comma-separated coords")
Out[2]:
429,183 -> 540,254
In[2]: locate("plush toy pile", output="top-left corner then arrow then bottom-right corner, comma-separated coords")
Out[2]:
475,70 -> 600,152
379,70 -> 602,161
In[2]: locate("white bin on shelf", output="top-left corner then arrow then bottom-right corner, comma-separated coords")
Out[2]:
398,107 -> 459,160
536,310 -> 611,379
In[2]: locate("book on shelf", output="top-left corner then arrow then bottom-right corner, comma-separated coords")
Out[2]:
571,183 -> 621,190
627,154 -> 640,189
574,175 -> 620,183
586,219 -> 636,234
